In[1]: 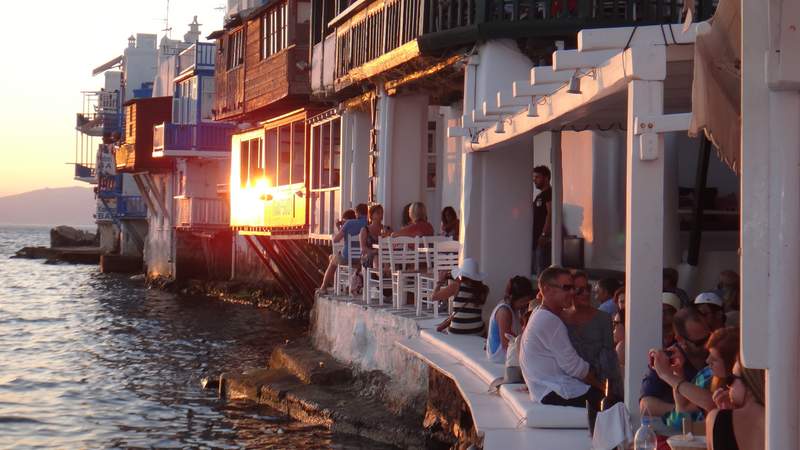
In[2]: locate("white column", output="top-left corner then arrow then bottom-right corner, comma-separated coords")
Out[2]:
340,109 -> 352,211
459,150 -> 482,262
623,79 -> 665,421
376,89 -> 395,226
550,131 -> 563,266
662,136 -> 681,267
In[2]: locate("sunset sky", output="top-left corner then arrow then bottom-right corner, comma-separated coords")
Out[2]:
0,0 -> 224,197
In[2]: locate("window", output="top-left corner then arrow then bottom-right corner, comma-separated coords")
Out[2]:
200,78 -> 214,122
261,2 -> 289,59
291,122 -> 305,184
240,138 -> 263,188
265,128 -> 278,185
227,29 -> 244,70
310,117 -> 341,190
278,125 -> 291,185
426,120 -> 437,189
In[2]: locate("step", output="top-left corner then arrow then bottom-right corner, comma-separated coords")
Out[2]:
268,339 -> 353,386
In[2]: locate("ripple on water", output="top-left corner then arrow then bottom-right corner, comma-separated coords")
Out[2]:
0,226 -> 394,449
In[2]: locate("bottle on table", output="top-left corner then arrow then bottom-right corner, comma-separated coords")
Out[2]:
633,416 -> 657,450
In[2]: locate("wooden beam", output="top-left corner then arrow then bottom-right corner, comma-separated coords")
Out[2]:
577,23 -> 700,52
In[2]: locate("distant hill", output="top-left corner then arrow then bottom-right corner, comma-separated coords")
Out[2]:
0,187 -> 96,227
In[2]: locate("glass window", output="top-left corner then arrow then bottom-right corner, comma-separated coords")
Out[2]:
227,30 -> 243,69
261,2 -> 289,59
278,125 -> 291,185
239,140 -> 249,188
321,122 -> 331,188
291,121 -> 305,184
249,138 -> 261,187
331,118 -> 341,187
265,129 -> 278,185
200,78 -> 214,122
311,125 -> 321,189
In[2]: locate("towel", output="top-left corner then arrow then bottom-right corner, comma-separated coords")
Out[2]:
591,402 -> 632,450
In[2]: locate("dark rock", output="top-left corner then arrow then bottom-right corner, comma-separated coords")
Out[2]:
50,225 -> 97,248
13,246 -> 55,259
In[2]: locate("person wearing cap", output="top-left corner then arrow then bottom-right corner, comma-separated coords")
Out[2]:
663,267 -> 691,308
694,291 -> 726,331
432,258 -> 488,335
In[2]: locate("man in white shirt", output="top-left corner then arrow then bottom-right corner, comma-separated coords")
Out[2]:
520,267 -> 604,409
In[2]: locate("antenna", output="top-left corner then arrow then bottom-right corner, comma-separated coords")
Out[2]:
162,0 -> 172,37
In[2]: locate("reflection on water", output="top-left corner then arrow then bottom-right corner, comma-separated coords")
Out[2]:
0,226 -> 391,449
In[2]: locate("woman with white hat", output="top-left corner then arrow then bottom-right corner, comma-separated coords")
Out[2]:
432,258 -> 489,335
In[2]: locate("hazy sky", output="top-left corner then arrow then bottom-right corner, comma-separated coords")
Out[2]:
0,0 -> 225,197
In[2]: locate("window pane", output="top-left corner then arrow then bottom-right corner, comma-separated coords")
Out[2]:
249,138 -> 260,187
292,121 -> 305,184
264,130 -> 278,185
240,140 -> 249,188
311,125 -> 321,189
278,125 -> 291,186
321,122 -> 331,188
331,118 -> 341,188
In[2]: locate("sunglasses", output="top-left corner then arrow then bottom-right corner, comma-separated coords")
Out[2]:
725,373 -> 743,387
575,287 -> 589,295
548,283 -> 575,292
681,333 -> 710,347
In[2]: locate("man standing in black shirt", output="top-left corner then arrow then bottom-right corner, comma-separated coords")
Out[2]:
532,165 -> 552,275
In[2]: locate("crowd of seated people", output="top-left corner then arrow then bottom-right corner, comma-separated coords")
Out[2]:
425,261 -> 757,448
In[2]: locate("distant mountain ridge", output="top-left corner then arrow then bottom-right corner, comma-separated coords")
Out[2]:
0,187 -> 95,227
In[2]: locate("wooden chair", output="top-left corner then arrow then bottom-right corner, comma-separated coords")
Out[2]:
363,238 -> 392,305
388,237 -> 420,309
416,240 -> 461,316
334,234 -> 362,297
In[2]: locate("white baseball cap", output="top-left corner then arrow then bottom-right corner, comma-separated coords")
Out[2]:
661,292 -> 681,311
694,291 -> 723,307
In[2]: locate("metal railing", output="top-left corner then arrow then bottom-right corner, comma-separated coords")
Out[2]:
153,122 -> 234,154
176,197 -> 230,228
117,195 -> 148,219
177,43 -> 216,76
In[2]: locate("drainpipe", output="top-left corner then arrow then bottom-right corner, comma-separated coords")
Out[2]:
550,131 -> 563,266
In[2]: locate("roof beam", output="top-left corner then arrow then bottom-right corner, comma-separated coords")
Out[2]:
512,81 -> 564,97
530,66 -> 574,85
552,49 -> 619,71
577,23 -> 700,52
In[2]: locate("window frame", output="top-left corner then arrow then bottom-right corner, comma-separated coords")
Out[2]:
227,29 -> 244,70
310,116 -> 341,191
260,1 -> 290,60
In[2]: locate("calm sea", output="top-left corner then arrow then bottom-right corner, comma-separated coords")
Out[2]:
0,226 -> 388,449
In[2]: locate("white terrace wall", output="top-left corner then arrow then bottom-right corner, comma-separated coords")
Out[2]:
462,134 -> 534,320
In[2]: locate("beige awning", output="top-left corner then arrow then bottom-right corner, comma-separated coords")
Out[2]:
689,0 -> 741,173
92,56 -> 123,77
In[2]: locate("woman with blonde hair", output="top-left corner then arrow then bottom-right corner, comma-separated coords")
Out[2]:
392,201 -> 434,237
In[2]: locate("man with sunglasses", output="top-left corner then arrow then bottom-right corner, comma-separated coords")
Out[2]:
519,267 -> 604,411
649,308 -> 714,431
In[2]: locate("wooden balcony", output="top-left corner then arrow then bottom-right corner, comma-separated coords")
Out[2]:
153,122 -> 235,158
176,197 -> 230,229
326,0 -> 714,92
117,97 -> 174,173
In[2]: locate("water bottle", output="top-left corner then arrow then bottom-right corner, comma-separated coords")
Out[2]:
633,416 -> 657,450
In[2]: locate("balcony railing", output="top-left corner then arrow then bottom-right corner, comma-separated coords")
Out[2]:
117,195 -> 148,219
76,90 -> 121,136
330,0 -> 712,88
153,122 -> 234,157
176,197 -> 230,228
177,43 -> 216,76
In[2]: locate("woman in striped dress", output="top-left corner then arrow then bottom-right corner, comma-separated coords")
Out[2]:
432,258 -> 489,335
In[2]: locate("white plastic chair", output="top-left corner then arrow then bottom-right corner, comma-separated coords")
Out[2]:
416,240 -> 461,316
388,236 -> 420,309
363,238 -> 392,305
334,234 -> 362,297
